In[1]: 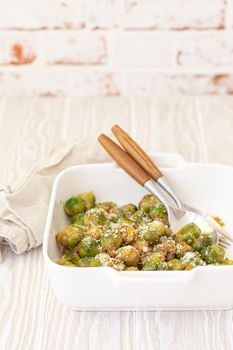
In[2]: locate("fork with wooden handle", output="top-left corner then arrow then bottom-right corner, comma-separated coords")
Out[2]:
111,125 -> 233,246
98,133 -> 231,249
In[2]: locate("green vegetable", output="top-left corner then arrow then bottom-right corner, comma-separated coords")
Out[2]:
139,194 -> 160,212
175,223 -> 201,244
142,253 -> 167,271
120,203 -> 137,216
56,225 -> 84,248
141,221 -> 167,244
86,226 -> 102,240
192,235 -> 213,252
64,196 -> 86,216
116,245 -> 139,266
167,259 -> 183,270
118,223 -> 136,244
84,208 -> 107,226
124,266 -> 139,271
149,203 -> 168,223
201,245 -> 225,264
57,253 -> 80,266
71,213 -> 85,225
78,236 -> 99,257
100,229 -> 123,252
96,202 -> 117,212
79,192 -> 96,209
77,257 -> 101,267
131,209 -> 151,224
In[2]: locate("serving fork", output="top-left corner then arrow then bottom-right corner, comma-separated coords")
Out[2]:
98,128 -> 233,250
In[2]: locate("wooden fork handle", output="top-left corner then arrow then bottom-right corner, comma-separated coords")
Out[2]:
111,125 -> 163,181
98,134 -> 150,186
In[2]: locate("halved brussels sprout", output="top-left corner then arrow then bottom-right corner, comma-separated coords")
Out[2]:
192,235 -> 213,252
64,196 -> 86,216
116,245 -> 139,266
175,241 -> 193,258
175,223 -> 201,244
118,223 -> 136,244
142,253 -> 167,271
201,245 -> 225,264
140,220 -> 167,244
57,253 -> 80,266
124,266 -> 139,271
149,203 -> 168,224
120,204 -> 137,216
77,257 -> 101,267
86,225 -> 103,240
71,212 -> 85,225
96,201 -> 117,212
181,252 -> 205,267
79,192 -> 96,209
78,236 -> 99,257
100,228 -> 123,252
95,253 -> 125,271
139,194 -> 160,212
131,209 -> 151,224
167,259 -> 183,270
84,208 -> 107,226
56,225 -> 84,248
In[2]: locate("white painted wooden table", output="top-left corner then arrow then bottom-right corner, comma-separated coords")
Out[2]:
1,97 -> 233,350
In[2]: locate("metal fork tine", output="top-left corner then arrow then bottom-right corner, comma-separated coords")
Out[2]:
219,238 -> 231,248
217,229 -> 233,243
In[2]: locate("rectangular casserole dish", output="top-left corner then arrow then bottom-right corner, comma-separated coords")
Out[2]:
43,153 -> 233,311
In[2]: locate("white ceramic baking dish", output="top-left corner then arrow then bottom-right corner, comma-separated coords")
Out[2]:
43,153 -> 233,311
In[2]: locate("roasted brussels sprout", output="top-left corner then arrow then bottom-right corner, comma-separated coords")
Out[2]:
142,253 -> 167,271
57,253 -> 80,266
64,196 -> 86,216
78,236 -> 99,257
77,257 -> 101,267
132,237 -> 151,256
149,203 -> 168,224
124,266 -> 139,271
140,220 -> 167,244
100,228 -> 123,252
175,241 -> 193,258
139,194 -> 160,212
79,192 -> 96,209
86,225 -> 103,240
57,259 -> 76,267
175,223 -> 201,244
116,215 -> 133,225
96,201 -> 117,212
154,239 -> 176,260
201,245 -> 225,264
192,235 -> 213,252
131,209 -> 151,224
118,223 -> 136,244
167,259 -> 183,270
71,212 -> 85,225
181,252 -> 205,267
56,225 -> 84,248
120,203 -> 137,216
222,259 -> 233,265
95,253 -> 125,271
116,245 -> 139,266
84,208 -> 107,226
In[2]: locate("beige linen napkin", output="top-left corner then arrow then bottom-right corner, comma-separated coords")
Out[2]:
0,139 -> 108,260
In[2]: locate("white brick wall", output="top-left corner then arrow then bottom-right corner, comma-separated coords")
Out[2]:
0,0 -> 233,96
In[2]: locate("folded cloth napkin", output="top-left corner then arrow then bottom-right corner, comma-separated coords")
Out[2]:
0,139 -> 108,261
